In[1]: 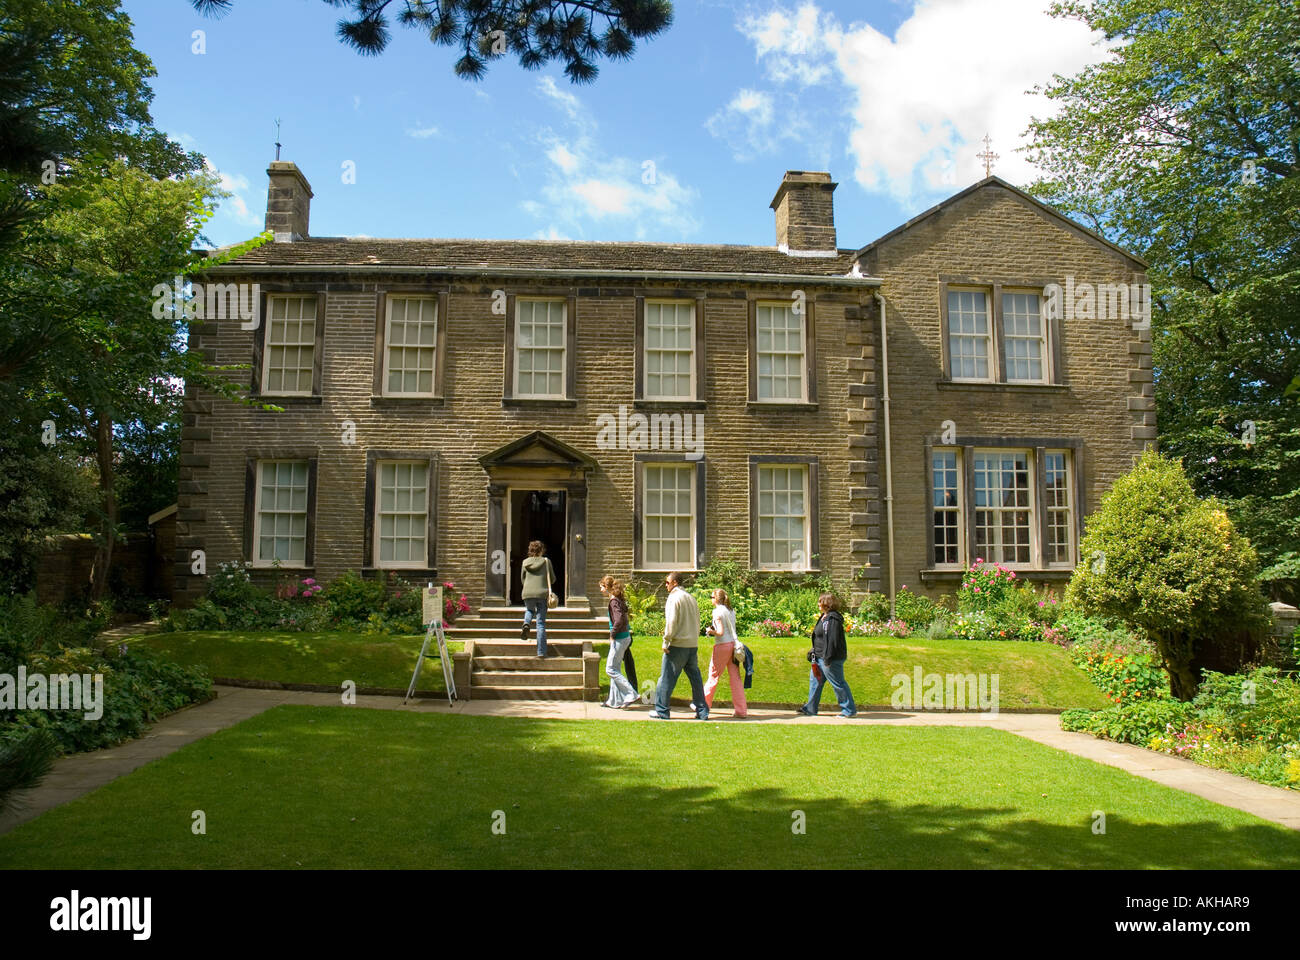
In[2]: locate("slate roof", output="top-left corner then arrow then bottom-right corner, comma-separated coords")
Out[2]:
207,237 -> 868,280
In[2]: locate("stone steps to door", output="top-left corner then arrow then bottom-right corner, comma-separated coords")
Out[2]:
474,655 -> 584,670
470,669 -> 584,687
469,686 -> 585,701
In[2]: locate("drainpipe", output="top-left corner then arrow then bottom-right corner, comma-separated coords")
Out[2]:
875,292 -> 896,618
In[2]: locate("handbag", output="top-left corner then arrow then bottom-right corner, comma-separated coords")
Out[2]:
547,560 -> 559,609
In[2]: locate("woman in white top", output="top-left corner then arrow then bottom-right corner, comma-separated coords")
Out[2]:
703,588 -> 747,718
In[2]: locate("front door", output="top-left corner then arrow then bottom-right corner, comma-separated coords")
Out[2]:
508,489 -> 567,605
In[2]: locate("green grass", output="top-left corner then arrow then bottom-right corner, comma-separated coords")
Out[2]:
133,630 -> 1107,710
607,635 -> 1110,710
132,630 -> 461,693
1,705 -> 1294,869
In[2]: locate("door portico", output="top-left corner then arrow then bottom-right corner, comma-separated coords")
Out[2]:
478,431 -> 597,610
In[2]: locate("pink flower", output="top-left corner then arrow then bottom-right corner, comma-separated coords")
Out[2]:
973,587 -> 981,593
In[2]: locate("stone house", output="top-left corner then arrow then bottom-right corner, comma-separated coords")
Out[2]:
173,162 -> 1150,612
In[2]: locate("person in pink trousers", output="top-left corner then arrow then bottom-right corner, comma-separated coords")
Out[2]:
703,588 -> 747,718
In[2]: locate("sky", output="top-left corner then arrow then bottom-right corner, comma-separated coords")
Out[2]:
121,0 -> 1114,251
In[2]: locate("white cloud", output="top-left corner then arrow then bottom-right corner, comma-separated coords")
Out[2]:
406,122 -> 439,139
705,88 -> 780,161
353,95 -> 361,111
731,0 -> 1112,202
521,77 -> 700,238
205,162 -> 261,228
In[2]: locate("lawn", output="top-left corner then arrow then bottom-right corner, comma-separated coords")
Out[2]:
606,634 -> 1110,710
133,630 -> 1108,710
131,630 -> 461,693
1,705 -> 1294,869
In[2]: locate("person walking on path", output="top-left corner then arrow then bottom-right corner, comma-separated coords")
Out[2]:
652,572 -> 708,720
520,540 -> 556,657
599,575 -> 640,709
703,588 -> 747,718
797,593 -> 856,718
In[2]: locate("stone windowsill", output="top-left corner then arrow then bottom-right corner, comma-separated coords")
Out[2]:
369,395 -> 445,408
745,401 -> 820,412
503,397 -> 579,409
360,567 -> 438,580
935,381 -> 1068,392
919,567 -> 1074,584
633,399 -> 708,410
255,395 -> 323,406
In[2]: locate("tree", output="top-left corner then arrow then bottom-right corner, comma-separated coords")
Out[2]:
190,0 -> 673,82
1066,450 -> 1266,700
1023,0 -> 1300,598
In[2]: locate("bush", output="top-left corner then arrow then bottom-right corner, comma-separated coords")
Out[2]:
1068,641 -> 1169,706
1066,449 -> 1267,699
893,587 -> 949,628
856,592 -> 889,623
1060,699 -> 1194,745
851,617 -> 910,638
324,570 -> 388,626
756,619 -> 794,638
0,727 -> 56,815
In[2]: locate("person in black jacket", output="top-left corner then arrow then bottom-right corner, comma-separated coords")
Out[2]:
796,593 -> 857,718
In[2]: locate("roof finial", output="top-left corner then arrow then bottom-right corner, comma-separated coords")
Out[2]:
977,133 -> 999,178
274,118 -> 282,162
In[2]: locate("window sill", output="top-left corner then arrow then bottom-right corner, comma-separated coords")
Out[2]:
745,401 -> 819,412
256,395 -> 323,406
360,567 -> 438,579
919,567 -> 1074,584
634,399 -> 707,410
369,395 -> 445,408
503,397 -> 579,409
936,381 -> 1067,392
248,564 -> 315,572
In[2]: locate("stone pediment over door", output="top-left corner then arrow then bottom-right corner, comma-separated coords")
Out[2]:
478,431 -> 597,483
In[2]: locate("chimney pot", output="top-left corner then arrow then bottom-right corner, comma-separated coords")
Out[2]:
770,170 -> 837,253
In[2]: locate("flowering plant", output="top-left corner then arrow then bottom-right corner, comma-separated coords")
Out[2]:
442,581 -> 471,623
756,618 -> 793,637
850,617 -> 910,637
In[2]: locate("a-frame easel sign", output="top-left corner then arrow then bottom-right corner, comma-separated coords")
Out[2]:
404,583 -> 456,706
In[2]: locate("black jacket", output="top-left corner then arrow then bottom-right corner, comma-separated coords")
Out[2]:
810,611 -> 848,662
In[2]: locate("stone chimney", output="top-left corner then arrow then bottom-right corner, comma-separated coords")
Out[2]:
265,161 -> 313,242
770,170 -> 838,253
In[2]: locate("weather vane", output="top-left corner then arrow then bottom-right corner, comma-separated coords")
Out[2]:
977,134 -> 999,178
274,118 -> 281,161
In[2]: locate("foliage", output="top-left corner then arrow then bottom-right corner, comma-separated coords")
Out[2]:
190,0 -> 674,83
1066,449 -> 1266,699
0,727 -> 56,815
1060,700 -> 1194,746
1024,0 -> 1300,601
850,617 -> 910,638
1068,641 -> 1170,706
322,569 -> 387,625
756,619 -> 793,638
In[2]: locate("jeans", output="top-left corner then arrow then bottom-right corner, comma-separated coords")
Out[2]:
605,633 -> 638,706
805,657 -> 856,717
523,598 -> 548,655
654,645 -> 708,719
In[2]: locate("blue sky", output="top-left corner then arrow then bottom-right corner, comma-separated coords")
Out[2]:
122,0 -> 1111,250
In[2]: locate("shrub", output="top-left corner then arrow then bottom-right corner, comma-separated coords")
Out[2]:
950,610 -> 996,642
324,570 -> 388,626
1069,644 -> 1169,706
756,619 -> 794,637
0,727 -> 56,815
851,617 -> 910,638
893,587 -> 949,628
957,560 -> 1022,612
1060,699 -> 1194,745
1191,667 -> 1300,746
856,592 -> 889,623
1066,449 -> 1267,700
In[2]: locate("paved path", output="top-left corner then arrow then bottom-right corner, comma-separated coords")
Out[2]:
2,685 -> 1298,836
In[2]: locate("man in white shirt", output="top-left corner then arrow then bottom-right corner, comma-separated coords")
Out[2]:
653,572 -> 708,719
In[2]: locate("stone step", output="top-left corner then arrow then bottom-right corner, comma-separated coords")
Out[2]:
474,656 -> 584,670
472,670 -> 583,687
471,607 -> 595,619
448,626 -> 609,640
472,640 -> 587,657
468,686 -> 586,701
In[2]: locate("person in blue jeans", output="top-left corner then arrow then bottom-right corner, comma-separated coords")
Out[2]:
652,571 -> 708,720
519,540 -> 556,657
797,593 -> 856,718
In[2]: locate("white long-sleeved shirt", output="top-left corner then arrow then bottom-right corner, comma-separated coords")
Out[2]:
663,587 -> 700,647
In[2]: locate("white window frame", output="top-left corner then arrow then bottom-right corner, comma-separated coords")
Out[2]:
261,294 -> 317,397
755,463 -> 811,571
931,448 -> 964,568
640,462 -> 697,571
381,296 -> 438,397
755,301 -> 807,402
373,459 -> 430,570
1043,449 -> 1075,566
252,459 -> 310,568
643,300 -> 696,401
971,448 -> 1036,568
946,288 -> 995,383
1002,290 -> 1049,384
513,298 -> 567,400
